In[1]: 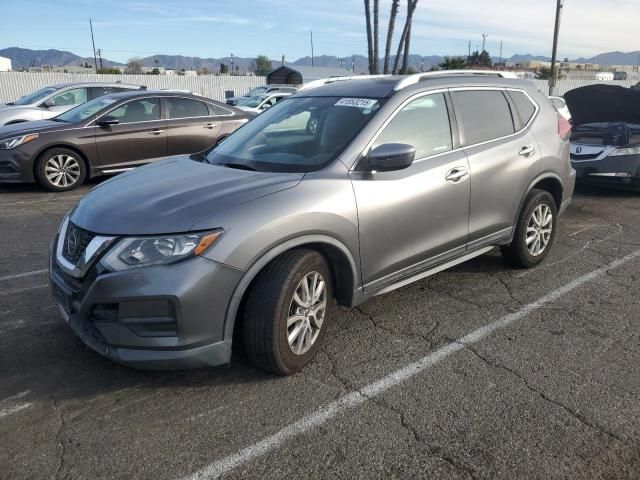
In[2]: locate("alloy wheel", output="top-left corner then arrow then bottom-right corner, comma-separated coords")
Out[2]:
526,204 -> 553,256
45,154 -> 81,188
287,271 -> 327,355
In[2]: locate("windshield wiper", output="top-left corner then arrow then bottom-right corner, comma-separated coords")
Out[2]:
50,118 -> 68,122
219,162 -> 257,171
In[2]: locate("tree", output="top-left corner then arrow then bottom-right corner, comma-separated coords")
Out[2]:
467,50 -> 492,67
438,56 -> 466,70
254,55 -> 272,76
219,63 -> 229,74
537,66 -> 552,79
151,67 -> 160,75
383,0 -> 400,74
372,0 -> 379,73
364,0 -> 374,73
392,0 -> 419,74
125,57 -> 144,74
97,67 -> 121,74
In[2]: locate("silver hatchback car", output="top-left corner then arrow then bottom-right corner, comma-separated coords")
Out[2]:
49,72 -> 575,375
0,82 -> 143,125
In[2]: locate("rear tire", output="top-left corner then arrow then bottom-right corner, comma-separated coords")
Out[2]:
35,147 -> 86,192
242,249 -> 333,375
501,189 -> 557,268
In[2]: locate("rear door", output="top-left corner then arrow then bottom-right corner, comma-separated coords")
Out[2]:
450,88 -> 541,249
164,96 -> 221,155
93,97 -> 168,171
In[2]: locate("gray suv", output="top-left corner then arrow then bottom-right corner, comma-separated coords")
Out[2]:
0,82 -> 143,125
49,73 -> 575,375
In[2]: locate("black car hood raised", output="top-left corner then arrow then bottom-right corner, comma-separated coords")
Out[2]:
564,84 -> 640,126
70,157 -> 304,235
0,120 -> 69,138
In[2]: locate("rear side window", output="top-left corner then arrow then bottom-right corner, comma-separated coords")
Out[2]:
508,91 -> 537,125
452,90 -> 515,146
165,97 -> 210,119
50,88 -> 88,107
372,93 -> 453,159
88,86 -> 129,100
209,103 -> 233,116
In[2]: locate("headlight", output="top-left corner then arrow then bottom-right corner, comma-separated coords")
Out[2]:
0,133 -> 39,150
100,230 -> 222,271
609,146 -> 640,156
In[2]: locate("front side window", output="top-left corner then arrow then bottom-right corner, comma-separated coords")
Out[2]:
452,90 -> 515,146
12,87 -> 58,105
49,88 -> 88,107
54,97 -> 119,123
165,97 -> 209,119
372,93 -> 453,159
205,96 -> 384,173
108,98 -> 160,123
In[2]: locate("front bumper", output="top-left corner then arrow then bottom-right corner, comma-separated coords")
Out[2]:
571,154 -> 640,191
49,236 -> 244,369
0,147 -> 35,183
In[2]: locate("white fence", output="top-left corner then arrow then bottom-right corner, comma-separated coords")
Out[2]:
0,72 -> 267,103
532,79 -> 637,96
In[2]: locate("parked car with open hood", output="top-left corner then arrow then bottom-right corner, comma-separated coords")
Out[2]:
0,82 -> 144,126
0,90 -> 249,191
49,72 -> 574,374
566,84 -> 640,191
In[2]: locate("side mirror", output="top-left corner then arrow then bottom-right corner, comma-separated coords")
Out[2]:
97,116 -> 119,127
366,143 -> 416,172
42,99 -> 56,108
260,103 -> 271,110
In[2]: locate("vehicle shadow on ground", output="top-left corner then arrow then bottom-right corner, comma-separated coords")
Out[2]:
0,177 -> 105,195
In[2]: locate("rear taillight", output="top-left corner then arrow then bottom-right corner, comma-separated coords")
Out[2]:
557,115 -> 572,139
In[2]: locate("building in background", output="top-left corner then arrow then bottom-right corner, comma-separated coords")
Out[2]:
0,56 -> 13,72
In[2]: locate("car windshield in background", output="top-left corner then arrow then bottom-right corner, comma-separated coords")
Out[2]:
206,96 -> 384,173
237,95 -> 265,108
54,97 -> 118,123
246,86 -> 268,97
11,87 -> 58,105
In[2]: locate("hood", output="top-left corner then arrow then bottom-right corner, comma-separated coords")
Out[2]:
564,84 -> 640,126
0,120 -> 67,138
70,156 -> 304,235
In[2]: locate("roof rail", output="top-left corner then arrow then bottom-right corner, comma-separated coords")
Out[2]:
299,74 -> 390,91
393,70 -> 519,91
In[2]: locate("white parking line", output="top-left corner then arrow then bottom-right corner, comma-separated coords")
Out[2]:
0,269 -> 48,282
0,284 -> 49,296
182,248 -> 640,480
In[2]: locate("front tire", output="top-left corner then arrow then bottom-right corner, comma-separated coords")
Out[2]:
501,189 -> 557,268
242,249 -> 333,375
35,148 -> 86,192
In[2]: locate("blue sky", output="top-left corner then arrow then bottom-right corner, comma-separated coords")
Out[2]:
1,0 -> 636,62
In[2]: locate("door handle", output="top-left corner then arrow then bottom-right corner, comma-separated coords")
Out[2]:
205,123 -> 217,129
445,167 -> 469,183
519,145 -> 535,157
149,129 -> 165,135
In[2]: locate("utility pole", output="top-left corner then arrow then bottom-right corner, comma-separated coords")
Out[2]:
468,41 -> 471,59
89,19 -> 98,71
499,41 -> 503,64
352,55 -> 355,72
310,31 -> 314,67
481,33 -> 488,53
97,48 -> 103,70
230,53 -> 234,76
549,0 -> 564,95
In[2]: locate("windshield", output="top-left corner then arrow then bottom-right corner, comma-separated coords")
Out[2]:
238,95 -> 265,108
246,86 -> 268,97
54,96 -> 119,123
205,96 -> 384,173
11,87 -> 58,106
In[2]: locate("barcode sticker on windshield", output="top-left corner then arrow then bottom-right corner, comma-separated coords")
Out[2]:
335,98 -> 378,109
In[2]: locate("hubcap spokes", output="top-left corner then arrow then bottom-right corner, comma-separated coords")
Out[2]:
526,204 -> 553,256
45,155 -> 80,187
287,271 -> 327,355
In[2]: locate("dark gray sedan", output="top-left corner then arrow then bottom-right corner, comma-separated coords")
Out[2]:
0,91 -> 250,191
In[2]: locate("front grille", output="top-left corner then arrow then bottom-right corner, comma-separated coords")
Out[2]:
63,223 -> 96,265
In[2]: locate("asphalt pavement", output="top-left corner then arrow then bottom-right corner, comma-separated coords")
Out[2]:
1,180 -> 639,480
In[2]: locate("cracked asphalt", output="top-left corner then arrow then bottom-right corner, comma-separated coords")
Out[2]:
1,180 -> 639,479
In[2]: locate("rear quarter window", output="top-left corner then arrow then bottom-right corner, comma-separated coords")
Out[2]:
508,91 -> 537,125
452,90 -> 515,146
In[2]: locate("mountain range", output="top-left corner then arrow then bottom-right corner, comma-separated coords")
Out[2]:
2,47 -> 639,72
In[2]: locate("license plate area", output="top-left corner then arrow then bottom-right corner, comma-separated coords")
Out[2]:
52,281 -> 72,318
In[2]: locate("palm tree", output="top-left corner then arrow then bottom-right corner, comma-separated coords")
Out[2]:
372,0 -> 380,73
438,56 -> 467,70
364,0 -> 374,73
392,0 -> 419,74
383,0 -> 400,74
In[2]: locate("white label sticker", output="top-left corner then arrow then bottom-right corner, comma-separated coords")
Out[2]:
335,98 -> 378,109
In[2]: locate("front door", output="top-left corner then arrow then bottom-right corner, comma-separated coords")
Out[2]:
93,97 -> 167,171
350,92 -> 470,291
164,97 -> 222,155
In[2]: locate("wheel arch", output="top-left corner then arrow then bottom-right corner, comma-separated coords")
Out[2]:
512,173 -> 564,233
222,235 -> 359,342
33,144 -> 91,179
